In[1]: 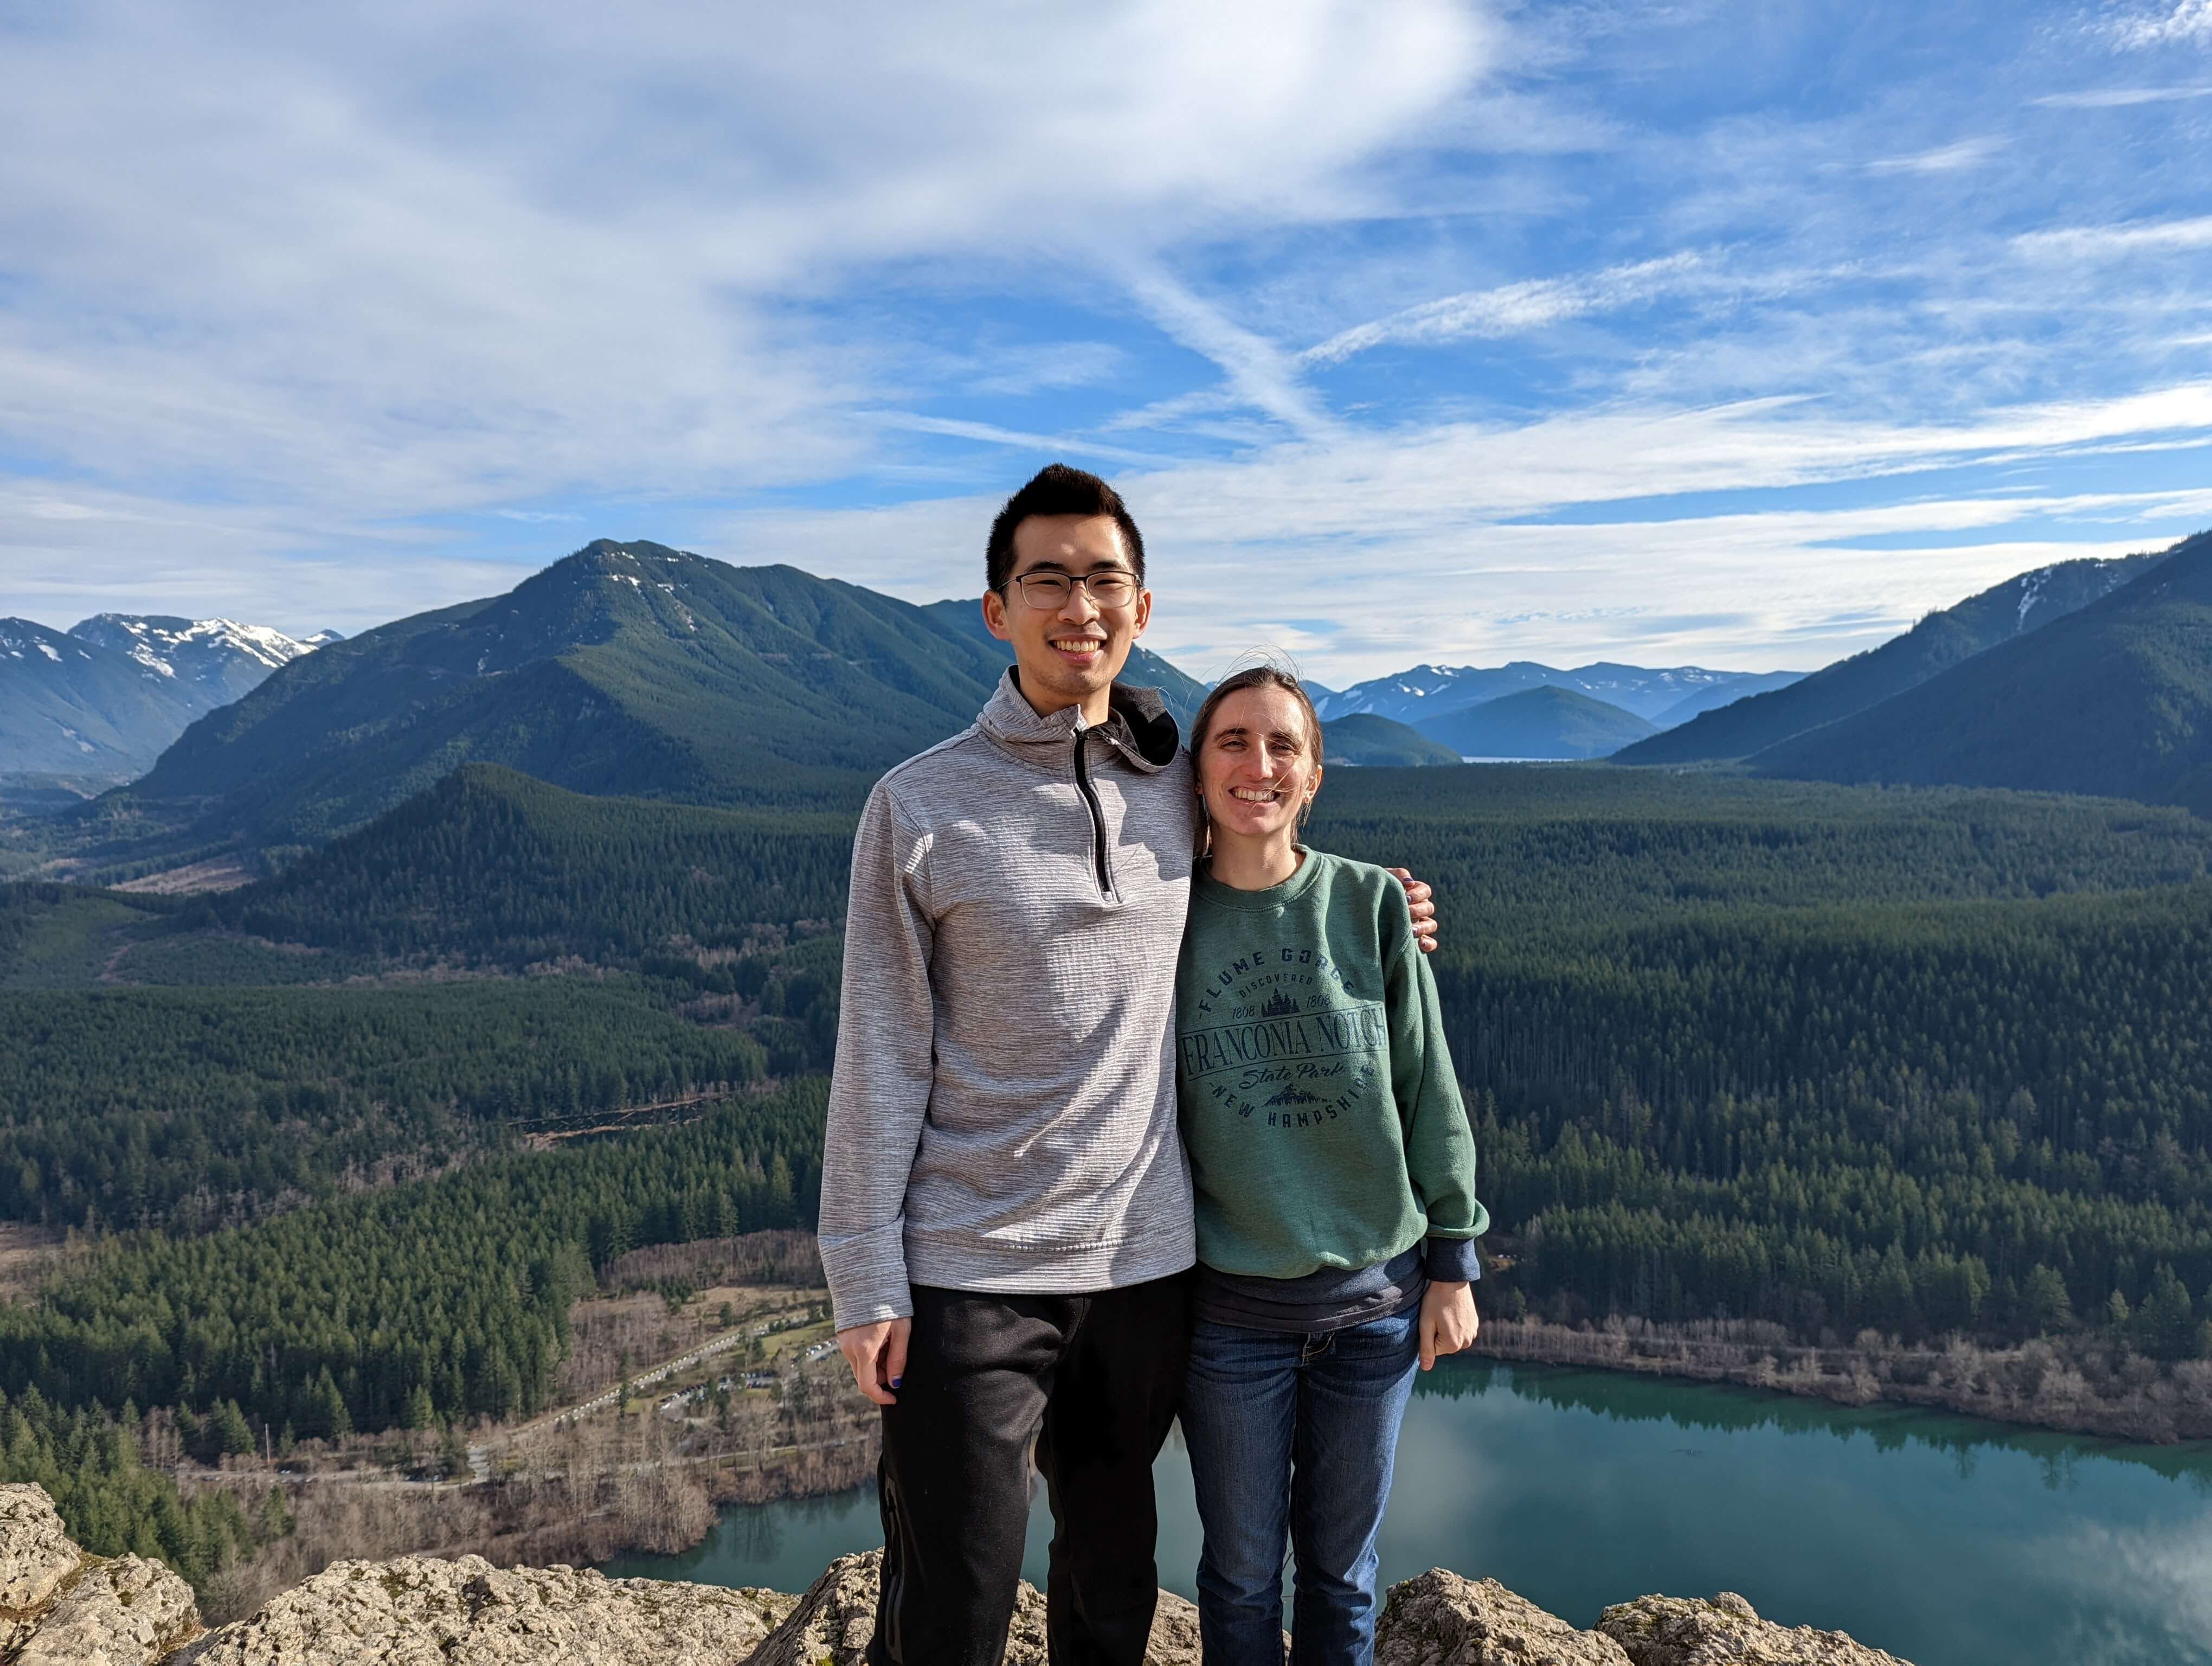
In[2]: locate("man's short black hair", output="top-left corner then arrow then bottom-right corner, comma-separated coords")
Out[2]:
985,464 -> 1146,595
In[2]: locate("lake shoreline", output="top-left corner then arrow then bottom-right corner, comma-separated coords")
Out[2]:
610,1347 -> 2212,1666
1472,1315 -> 2212,1445
208,1310 -> 2212,1618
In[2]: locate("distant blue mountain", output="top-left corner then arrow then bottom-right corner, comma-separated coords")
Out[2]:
1313,661 -> 1799,729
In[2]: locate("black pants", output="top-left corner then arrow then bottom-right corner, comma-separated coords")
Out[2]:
868,1272 -> 1192,1666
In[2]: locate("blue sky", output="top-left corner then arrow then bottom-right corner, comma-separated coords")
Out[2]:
2,0 -> 2209,683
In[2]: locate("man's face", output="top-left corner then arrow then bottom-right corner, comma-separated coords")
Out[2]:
982,514 -> 1152,722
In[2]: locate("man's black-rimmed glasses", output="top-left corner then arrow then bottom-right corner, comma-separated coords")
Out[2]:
1011,571 -> 1139,609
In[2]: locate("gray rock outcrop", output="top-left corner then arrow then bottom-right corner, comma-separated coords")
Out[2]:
1598,1591 -> 1914,1666
1,1485 -> 83,1655
743,1549 -> 1205,1665
1373,1567 -> 1632,1665
168,1553 -> 799,1666
0,1480 -> 1918,1666
18,1554 -> 203,1666
0,1485 -> 201,1665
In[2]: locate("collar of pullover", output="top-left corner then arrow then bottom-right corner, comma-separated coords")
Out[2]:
1192,848 -> 1326,910
977,669 -> 1181,773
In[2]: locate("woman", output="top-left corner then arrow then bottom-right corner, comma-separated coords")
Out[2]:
1175,664 -> 1487,1666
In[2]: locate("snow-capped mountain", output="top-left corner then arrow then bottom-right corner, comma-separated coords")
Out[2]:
67,614 -> 324,713
1310,661 -> 1804,728
2,613 -> 333,790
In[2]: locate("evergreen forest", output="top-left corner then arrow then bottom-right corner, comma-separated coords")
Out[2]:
0,1081 -> 828,1434
1303,770 -> 2212,1352
11,757 -> 2212,1573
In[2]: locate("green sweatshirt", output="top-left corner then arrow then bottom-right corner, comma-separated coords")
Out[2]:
1175,849 -> 1487,1279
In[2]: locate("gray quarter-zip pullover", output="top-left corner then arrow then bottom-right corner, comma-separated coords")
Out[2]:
817,672 -> 1200,1329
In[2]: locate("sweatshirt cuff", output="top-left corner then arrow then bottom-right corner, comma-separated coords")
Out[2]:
818,1220 -> 915,1330
1424,1235 -> 1482,1283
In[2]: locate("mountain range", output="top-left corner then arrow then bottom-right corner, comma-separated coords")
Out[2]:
1312,661 -> 1802,728
1615,549 -> 2168,766
1753,529 -> 2212,816
69,614 -> 335,708
1418,685 -> 1659,760
13,527 -> 2209,879
6,552 -> 1810,820
104,542 -> 1033,847
1,614 -> 329,786
27,542 -> 1753,848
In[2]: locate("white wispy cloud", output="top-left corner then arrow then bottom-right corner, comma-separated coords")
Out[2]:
0,483 -> 519,637
1303,254 -> 1712,366
2012,215 -> 2212,258
0,0 -> 1489,514
866,415 -> 1175,470
7,0 -> 2211,682
2098,1 -> 2212,49
725,382 -> 2212,681
1865,136 -> 2008,174
2031,84 -> 2212,105
968,343 -> 1127,398
1117,265 -> 1343,440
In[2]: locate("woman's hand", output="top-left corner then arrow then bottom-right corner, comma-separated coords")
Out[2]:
1386,868 -> 1439,953
1418,1280 -> 1478,1370
838,1317 -> 911,1406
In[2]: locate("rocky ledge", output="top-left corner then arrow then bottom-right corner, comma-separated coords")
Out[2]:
2,1483 -> 1912,1665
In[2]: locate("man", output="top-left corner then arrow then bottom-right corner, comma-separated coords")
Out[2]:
819,464 -> 1434,1665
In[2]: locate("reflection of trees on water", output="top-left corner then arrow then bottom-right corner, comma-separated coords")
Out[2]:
719,1483 -> 878,1572
787,1482 -> 877,1527
1413,1358 -> 2212,1489
729,1507 -> 783,1564
627,1484 -> 880,1584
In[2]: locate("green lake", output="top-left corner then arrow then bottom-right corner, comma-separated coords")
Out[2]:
607,1360 -> 2212,1665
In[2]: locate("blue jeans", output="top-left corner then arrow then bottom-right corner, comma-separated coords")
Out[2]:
1179,1307 -> 1420,1666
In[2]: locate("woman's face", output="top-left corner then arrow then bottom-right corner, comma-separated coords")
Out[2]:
1197,684 -> 1322,845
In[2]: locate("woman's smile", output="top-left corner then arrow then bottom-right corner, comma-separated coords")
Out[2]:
1197,681 -> 1324,891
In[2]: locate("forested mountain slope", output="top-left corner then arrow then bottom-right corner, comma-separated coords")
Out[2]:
0,977 -> 779,1233
80,548 -> 1214,864
1321,713 -> 1462,766
1753,530 -> 2212,813
192,764 -> 854,967
1,1080 -> 831,1432
1615,544 -> 2176,764
1414,685 -> 1656,759
109,543 -> 1016,845
1307,769 -> 2212,1345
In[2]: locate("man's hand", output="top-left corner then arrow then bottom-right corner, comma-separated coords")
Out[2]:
1387,868 -> 1439,953
1418,1280 -> 1478,1371
839,1317 -> 911,1406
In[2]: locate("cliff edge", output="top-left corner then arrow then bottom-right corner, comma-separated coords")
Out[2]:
1,1482 -> 1912,1665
